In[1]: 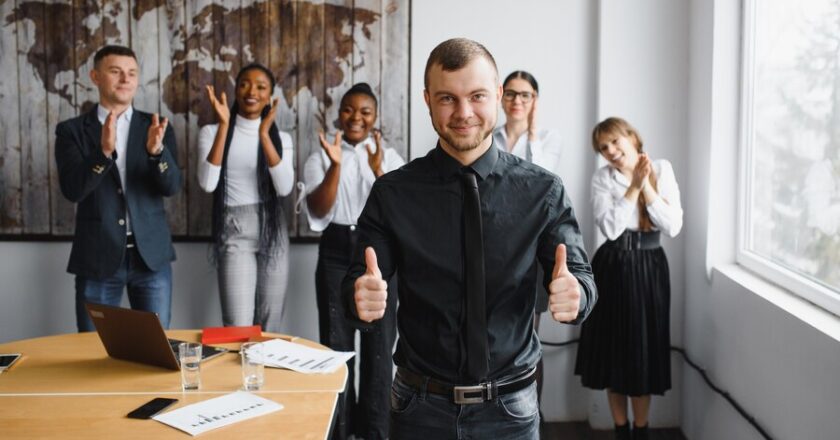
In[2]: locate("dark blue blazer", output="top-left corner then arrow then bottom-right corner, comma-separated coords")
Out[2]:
54,106 -> 182,279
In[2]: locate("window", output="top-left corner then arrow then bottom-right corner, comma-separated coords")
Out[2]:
740,0 -> 840,315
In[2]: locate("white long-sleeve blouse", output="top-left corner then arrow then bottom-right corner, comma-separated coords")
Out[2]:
592,159 -> 683,241
197,115 -> 295,205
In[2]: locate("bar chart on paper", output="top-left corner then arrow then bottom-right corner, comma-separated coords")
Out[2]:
153,392 -> 283,436
246,339 -> 355,374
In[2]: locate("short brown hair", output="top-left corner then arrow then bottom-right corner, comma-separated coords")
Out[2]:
93,45 -> 137,68
424,38 -> 498,89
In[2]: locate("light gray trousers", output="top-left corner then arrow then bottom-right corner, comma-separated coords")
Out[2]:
218,204 -> 289,333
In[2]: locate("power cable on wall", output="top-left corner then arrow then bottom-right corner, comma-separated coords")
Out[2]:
540,338 -> 773,440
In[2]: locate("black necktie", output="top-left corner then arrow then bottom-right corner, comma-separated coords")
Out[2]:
462,170 -> 488,382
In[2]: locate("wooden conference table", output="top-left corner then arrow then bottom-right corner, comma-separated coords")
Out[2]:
0,330 -> 347,439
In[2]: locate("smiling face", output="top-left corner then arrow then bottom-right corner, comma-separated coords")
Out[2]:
90,55 -> 138,108
595,130 -> 641,172
501,77 -> 536,124
339,93 -> 377,144
423,56 -> 501,157
235,68 -> 273,119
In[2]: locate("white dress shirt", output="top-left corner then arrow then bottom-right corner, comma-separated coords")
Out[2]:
591,159 -> 683,240
302,136 -> 406,231
197,115 -> 295,205
493,126 -> 563,175
97,104 -> 133,234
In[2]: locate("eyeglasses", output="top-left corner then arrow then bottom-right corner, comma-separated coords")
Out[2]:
502,90 -> 535,103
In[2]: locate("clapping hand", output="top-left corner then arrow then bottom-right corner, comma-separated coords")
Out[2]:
366,129 -> 384,177
146,113 -> 168,156
205,85 -> 230,126
318,130 -> 344,166
631,153 -> 652,190
101,111 -> 116,157
527,97 -> 539,141
260,97 -> 280,137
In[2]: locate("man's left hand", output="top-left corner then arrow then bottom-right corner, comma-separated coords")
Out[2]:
146,113 -> 168,156
548,244 -> 581,322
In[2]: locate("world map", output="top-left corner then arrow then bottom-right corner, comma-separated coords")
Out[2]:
1,0 -> 406,237
6,0 -> 379,126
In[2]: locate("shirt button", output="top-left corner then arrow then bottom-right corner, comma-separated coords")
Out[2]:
118,219 -> 125,226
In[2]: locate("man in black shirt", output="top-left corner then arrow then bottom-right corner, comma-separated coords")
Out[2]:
342,38 -> 596,439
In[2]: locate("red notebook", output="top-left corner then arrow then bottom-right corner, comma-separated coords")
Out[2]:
201,325 -> 262,344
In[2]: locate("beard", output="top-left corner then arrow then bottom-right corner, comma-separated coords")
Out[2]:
432,117 -> 495,152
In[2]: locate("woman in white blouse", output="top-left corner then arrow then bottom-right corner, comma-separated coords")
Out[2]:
198,64 -> 294,333
574,117 -> 683,440
492,70 -> 563,413
303,83 -> 405,440
493,70 -> 563,173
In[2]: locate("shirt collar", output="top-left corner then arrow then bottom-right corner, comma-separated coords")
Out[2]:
96,104 -> 133,124
342,136 -> 374,151
431,138 -> 499,180
609,166 -> 631,186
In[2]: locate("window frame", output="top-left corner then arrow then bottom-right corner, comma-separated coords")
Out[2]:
737,0 -> 840,317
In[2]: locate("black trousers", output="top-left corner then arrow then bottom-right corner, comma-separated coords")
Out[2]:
316,223 -> 398,440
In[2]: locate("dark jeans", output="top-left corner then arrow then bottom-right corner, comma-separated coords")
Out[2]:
316,224 -> 397,440
74,248 -> 172,332
389,374 -> 540,439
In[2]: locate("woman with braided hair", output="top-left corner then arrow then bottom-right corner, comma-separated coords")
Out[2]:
575,117 -> 683,440
199,63 -> 295,332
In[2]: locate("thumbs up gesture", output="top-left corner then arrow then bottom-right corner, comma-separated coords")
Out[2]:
548,244 -> 582,322
354,247 -> 388,322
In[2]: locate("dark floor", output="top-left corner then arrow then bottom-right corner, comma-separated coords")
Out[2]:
541,422 -> 687,440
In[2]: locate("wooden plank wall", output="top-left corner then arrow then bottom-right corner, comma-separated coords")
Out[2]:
0,0 -> 410,239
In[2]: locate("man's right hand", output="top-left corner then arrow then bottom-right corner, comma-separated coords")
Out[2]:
101,111 -> 116,157
354,246 -> 387,322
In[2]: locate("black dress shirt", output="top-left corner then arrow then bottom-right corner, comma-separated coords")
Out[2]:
342,142 -> 596,384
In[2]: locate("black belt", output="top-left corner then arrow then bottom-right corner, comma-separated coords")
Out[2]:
396,367 -> 536,405
610,230 -> 660,250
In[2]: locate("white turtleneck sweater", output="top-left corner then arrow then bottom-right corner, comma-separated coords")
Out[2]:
197,115 -> 295,206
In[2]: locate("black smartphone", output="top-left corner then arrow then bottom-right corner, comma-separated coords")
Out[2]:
126,397 -> 178,419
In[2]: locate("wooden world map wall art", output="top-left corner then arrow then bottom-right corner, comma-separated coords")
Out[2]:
0,0 -> 410,240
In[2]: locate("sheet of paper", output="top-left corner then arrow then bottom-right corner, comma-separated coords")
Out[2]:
153,391 -> 282,436
248,339 -> 354,374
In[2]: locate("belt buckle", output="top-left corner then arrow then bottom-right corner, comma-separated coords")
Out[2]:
453,383 -> 491,404
633,232 -> 640,249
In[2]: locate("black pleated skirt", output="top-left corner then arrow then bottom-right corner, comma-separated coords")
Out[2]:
574,237 -> 672,396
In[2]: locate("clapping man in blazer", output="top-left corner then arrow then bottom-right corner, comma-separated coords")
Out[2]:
55,45 -> 182,332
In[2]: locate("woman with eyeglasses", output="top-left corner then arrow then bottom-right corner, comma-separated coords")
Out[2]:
574,117 -> 683,440
492,70 -> 564,418
493,70 -> 563,173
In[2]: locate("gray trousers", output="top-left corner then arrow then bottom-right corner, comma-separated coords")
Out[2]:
218,204 -> 289,333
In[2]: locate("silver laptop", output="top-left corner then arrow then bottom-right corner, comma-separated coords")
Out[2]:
85,302 -> 228,370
